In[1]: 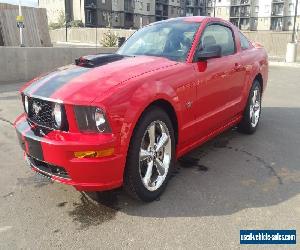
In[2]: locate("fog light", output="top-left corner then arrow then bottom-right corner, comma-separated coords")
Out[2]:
74,148 -> 114,158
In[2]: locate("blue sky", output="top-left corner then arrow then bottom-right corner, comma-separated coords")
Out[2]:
0,0 -> 37,7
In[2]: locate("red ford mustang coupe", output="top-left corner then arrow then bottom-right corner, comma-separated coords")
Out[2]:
15,16 -> 268,201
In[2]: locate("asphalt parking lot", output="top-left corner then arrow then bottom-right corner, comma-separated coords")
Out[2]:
0,66 -> 299,249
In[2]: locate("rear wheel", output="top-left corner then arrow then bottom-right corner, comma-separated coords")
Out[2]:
124,107 -> 175,202
238,80 -> 262,134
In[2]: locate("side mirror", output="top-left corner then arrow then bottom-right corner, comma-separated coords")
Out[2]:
197,45 -> 222,61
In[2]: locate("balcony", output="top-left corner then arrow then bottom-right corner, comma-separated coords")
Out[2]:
230,7 -> 240,17
85,0 -> 97,9
231,0 -> 251,6
155,9 -> 168,16
240,12 -> 250,17
186,2 -> 194,7
156,0 -> 168,5
156,10 -> 162,16
124,0 -> 134,13
240,0 -> 250,5
271,10 -> 284,16
231,0 -> 240,6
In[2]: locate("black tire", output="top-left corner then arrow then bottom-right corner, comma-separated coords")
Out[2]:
124,106 -> 175,202
238,80 -> 262,134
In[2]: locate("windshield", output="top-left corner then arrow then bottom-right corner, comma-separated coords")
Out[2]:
117,21 -> 200,61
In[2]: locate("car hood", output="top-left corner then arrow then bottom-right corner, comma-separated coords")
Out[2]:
22,55 -> 178,104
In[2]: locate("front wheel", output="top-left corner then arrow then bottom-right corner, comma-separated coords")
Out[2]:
238,80 -> 262,134
124,107 -> 175,202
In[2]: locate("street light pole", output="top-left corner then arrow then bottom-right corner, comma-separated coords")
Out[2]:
18,0 -> 24,47
65,0 -> 68,42
213,0 -> 216,17
96,1 -> 98,52
286,0 -> 298,62
292,0 -> 299,43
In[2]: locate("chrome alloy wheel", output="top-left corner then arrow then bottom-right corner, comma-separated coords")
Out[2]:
250,87 -> 261,128
139,120 -> 172,191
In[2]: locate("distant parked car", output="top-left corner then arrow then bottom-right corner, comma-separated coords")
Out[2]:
15,17 -> 268,202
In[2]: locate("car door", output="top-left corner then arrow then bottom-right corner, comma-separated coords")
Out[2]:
192,22 -> 246,138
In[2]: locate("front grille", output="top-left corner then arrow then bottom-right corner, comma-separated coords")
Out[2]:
27,155 -> 70,179
23,95 -> 68,131
29,98 -> 53,127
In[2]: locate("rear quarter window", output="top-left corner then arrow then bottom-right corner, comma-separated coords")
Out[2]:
239,32 -> 250,50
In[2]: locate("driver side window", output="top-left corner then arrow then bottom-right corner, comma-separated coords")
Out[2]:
200,24 -> 236,57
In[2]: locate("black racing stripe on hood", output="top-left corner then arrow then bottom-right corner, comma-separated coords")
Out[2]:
75,53 -> 125,68
23,54 -> 125,98
24,66 -> 90,98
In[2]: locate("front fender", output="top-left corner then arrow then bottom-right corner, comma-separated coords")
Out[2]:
119,79 -> 181,155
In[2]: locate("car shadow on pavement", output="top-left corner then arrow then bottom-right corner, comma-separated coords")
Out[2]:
83,107 -> 300,219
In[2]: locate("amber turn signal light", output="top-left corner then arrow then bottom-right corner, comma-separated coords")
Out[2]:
74,148 -> 114,158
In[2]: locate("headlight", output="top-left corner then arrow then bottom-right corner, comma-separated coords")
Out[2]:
53,103 -> 62,129
95,108 -> 110,132
74,106 -> 111,133
24,95 -> 29,113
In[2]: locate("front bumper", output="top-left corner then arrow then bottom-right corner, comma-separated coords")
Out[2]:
14,114 -> 125,191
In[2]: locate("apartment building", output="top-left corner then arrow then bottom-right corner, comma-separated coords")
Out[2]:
185,0 -> 205,16
40,0 -> 299,30
269,0 -> 300,31
134,0 -> 156,28
227,0 -> 299,31
40,0 -> 156,28
206,0 -> 231,20
84,0 -> 112,27
228,0 -> 259,30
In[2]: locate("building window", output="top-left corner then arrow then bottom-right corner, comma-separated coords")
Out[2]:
264,5 -> 270,13
86,9 -> 96,25
289,3 -> 294,12
217,7 -> 221,15
255,6 -> 259,13
147,3 -> 150,11
125,13 -> 133,22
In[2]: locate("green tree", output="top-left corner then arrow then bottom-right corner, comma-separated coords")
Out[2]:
48,11 -> 66,30
101,30 -> 118,47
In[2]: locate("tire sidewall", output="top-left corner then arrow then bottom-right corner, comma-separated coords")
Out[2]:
240,80 -> 262,134
125,106 -> 176,201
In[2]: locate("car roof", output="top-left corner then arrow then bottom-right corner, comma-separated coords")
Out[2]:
154,16 -> 233,26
